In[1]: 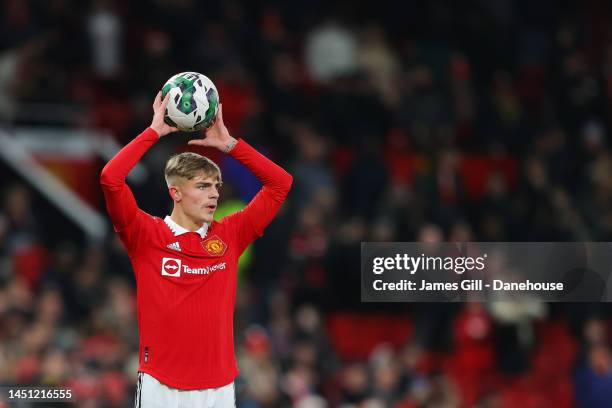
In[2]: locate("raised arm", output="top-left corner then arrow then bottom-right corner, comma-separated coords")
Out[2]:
227,138 -> 292,228
100,93 -> 177,246
188,105 -> 292,252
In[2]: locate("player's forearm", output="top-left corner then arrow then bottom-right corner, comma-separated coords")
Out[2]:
227,139 -> 292,241
100,127 -> 159,232
100,128 -> 160,189
229,139 -> 293,201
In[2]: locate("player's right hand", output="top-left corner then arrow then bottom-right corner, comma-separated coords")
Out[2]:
150,91 -> 178,137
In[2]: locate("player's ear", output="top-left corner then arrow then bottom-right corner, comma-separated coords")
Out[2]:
169,186 -> 182,202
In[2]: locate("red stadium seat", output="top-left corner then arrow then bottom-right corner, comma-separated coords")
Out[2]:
326,313 -> 412,360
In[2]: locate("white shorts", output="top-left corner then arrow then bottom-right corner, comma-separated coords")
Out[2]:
134,372 -> 236,408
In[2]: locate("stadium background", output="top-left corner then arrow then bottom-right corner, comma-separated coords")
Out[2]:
1,0 -> 612,407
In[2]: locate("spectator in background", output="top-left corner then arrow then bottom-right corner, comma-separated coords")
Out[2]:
397,64 -> 453,152
488,296 -> 547,374
0,38 -> 47,122
339,363 -> 369,405
305,18 -> 357,84
0,184 -> 48,290
341,137 -> 388,219
574,344 -> 612,408
414,149 -> 466,230
355,24 -> 401,107
291,123 -> 335,212
0,184 -> 37,254
88,1 -> 122,79
238,325 -> 283,407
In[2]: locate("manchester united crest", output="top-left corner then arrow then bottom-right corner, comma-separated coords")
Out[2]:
202,235 -> 227,256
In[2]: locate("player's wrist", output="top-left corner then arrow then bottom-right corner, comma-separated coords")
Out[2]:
221,136 -> 238,153
149,125 -> 165,138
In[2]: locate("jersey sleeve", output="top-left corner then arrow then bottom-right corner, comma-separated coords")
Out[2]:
222,139 -> 293,255
100,128 -> 160,252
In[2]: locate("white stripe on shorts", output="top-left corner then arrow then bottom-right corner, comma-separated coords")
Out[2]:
134,372 -> 143,408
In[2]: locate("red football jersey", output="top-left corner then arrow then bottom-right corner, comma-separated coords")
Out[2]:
100,128 -> 292,389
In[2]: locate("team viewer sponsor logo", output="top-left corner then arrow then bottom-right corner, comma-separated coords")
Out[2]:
161,258 -> 227,277
182,262 -> 226,275
202,235 -> 227,256
161,257 -> 182,277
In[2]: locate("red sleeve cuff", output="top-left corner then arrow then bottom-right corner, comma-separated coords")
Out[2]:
145,127 -> 161,139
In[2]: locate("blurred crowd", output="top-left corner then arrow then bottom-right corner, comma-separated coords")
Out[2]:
3,0 -> 612,407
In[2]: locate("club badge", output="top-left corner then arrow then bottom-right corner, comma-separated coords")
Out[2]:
202,235 -> 227,256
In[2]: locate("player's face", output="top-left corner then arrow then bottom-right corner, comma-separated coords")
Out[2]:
178,173 -> 221,224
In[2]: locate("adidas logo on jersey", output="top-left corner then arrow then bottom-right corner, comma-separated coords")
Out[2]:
167,242 -> 181,252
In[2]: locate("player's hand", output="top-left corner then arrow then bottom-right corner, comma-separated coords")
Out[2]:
187,104 -> 237,153
150,91 -> 179,138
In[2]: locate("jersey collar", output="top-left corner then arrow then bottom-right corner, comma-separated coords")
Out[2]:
164,216 -> 208,239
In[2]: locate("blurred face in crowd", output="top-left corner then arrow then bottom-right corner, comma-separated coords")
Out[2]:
5,184 -> 30,222
589,345 -> 612,374
169,172 -> 221,224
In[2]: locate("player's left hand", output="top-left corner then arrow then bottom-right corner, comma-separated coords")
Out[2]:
187,104 -> 237,153
150,91 -> 179,137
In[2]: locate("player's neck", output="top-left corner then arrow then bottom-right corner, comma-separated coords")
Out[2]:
169,210 -> 206,232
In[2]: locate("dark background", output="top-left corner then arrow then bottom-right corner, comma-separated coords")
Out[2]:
2,0 -> 612,407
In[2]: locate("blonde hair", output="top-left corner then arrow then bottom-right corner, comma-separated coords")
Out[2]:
164,152 -> 221,187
